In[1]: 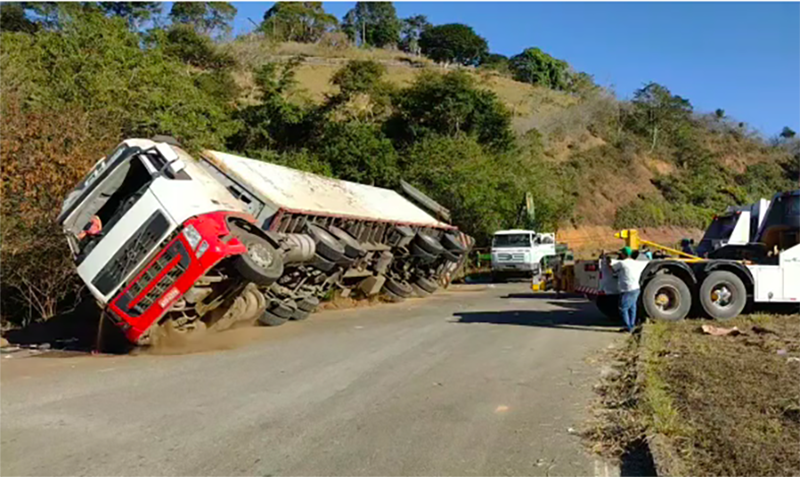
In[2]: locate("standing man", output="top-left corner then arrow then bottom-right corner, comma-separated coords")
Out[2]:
606,247 -> 641,332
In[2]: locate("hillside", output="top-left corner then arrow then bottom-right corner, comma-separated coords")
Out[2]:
223,38 -> 797,236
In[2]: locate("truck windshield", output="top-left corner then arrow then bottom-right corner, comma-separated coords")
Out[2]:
63,154 -> 153,258
757,192 -> 800,251
493,234 -> 531,248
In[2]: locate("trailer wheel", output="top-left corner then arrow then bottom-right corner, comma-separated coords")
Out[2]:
385,277 -> 413,298
233,230 -> 284,286
270,300 -> 297,319
311,253 -> 336,272
297,296 -> 320,312
328,225 -> 366,258
699,271 -> 747,321
383,288 -> 405,302
642,274 -> 691,321
410,242 -> 437,262
291,309 -> 310,321
441,233 -> 466,252
306,224 -> 345,262
258,310 -> 288,327
414,233 -> 444,255
414,275 -> 438,294
411,283 -> 431,297
442,249 -> 461,263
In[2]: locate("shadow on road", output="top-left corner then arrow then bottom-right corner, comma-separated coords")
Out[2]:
502,292 -> 584,300
4,298 -> 132,354
453,299 -> 623,333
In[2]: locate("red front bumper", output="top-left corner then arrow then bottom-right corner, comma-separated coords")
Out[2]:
107,212 -> 250,344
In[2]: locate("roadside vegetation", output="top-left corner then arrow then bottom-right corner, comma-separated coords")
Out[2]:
586,313 -> 800,476
1,2 -> 797,327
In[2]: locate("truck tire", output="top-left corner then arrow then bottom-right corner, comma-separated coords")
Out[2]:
297,296 -> 320,312
385,277 -> 413,298
442,249 -> 461,263
411,283 -> 431,297
414,275 -> 438,294
441,233 -> 466,252
306,224 -> 345,262
311,253 -> 336,272
328,225 -> 366,258
383,288 -> 405,302
699,271 -> 747,321
410,242 -> 436,261
270,300 -> 297,319
258,310 -> 288,327
233,230 -> 284,286
642,274 -> 691,321
291,309 -> 310,321
594,294 -> 621,320
414,233 -> 444,255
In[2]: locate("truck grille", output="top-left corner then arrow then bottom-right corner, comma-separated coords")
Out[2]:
498,253 -> 525,262
92,212 -> 170,296
114,238 -> 190,317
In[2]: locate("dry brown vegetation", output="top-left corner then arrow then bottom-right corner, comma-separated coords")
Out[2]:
1,95 -> 116,324
586,313 -> 800,476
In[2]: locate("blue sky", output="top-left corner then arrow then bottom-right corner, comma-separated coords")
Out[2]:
229,2 -> 799,136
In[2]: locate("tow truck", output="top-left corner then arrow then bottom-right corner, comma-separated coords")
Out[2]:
575,190 -> 799,321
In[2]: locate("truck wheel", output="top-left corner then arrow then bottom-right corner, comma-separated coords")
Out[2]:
306,224 -> 345,262
410,242 -> 436,261
291,309 -> 310,321
700,271 -> 747,321
258,310 -> 288,327
594,295 -> 621,320
270,300 -> 297,319
385,277 -> 413,298
441,233 -> 466,252
411,283 -> 431,297
233,231 -> 284,286
414,275 -> 438,294
311,253 -> 336,272
414,233 -> 444,255
383,288 -> 405,302
442,249 -> 461,263
297,296 -> 320,312
328,225 -> 366,258
643,274 -> 691,321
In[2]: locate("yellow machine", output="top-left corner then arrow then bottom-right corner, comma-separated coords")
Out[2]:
614,229 -> 703,261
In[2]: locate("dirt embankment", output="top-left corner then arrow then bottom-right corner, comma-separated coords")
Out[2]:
557,226 -> 702,257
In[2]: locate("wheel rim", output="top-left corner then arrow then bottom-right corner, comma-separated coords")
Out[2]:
710,284 -> 733,307
248,243 -> 274,269
654,285 -> 680,312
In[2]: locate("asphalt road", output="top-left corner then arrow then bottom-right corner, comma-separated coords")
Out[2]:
1,283 -> 623,476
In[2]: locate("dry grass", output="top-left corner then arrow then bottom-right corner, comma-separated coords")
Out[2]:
585,313 -> 800,476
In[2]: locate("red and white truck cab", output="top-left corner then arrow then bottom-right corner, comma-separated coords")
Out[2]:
57,139 -> 256,343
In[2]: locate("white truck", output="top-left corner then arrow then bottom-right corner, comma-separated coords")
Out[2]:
490,229 -> 556,281
57,138 -> 472,345
575,190 -> 799,321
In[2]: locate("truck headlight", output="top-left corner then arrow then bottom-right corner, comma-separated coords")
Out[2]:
182,225 -> 202,250
196,240 -> 209,258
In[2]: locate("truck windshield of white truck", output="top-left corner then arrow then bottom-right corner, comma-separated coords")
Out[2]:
492,233 -> 531,248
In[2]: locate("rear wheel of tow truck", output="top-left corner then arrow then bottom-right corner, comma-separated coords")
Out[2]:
699,271 -> 747,321
233,230 -> 284,286
642,274 -> 692,321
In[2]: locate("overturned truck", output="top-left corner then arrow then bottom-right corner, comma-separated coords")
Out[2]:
57,138 -> 473,345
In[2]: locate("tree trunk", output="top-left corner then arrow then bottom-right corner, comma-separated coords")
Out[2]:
650,126 -> 658,152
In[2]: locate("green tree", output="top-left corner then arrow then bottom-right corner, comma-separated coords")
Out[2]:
479,53 -> 509,74
0,3 -> 38,33
341,2 -> 400,48
418,23 -> 488,66
399,14 -> 429,55
714,108 -> 725,119
153,23 -> 235,69
169,2 -> 236,37
99,2 -> 161,28
331,59 -> 386,98
388,70 -> 514,152
318,122 -> 398,186
780,126 -> 796,139
508,47 -> 571,90
630,82 -> 693,152
260,2 -> 337,43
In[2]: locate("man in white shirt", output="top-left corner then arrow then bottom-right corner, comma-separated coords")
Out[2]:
608,247 -> 641,332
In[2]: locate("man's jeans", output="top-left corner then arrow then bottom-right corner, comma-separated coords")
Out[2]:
619,289 -> 640,331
